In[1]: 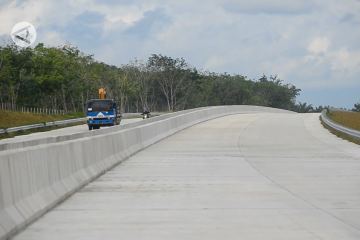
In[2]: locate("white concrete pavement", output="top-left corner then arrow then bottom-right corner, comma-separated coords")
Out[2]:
0,118 -> 141,145
13,113 -> 360,239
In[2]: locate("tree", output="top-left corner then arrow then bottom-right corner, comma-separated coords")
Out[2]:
0,43 -> 35,109
250,74 -> 300,110
147,54 -> 193,111
187,70 -> 218,108
122,59 -> 157,111
352,101 -> 360,112
313,105 -> 324,113
296,102 -> 313,113
0,40 -> 303,113
113,67 -> 136,112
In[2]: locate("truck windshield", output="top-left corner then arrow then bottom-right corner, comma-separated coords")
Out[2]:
88,100 -> 113,112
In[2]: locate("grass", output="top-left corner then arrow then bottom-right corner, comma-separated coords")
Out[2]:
0,110 -> 86,140
320,111 -> 360,146
327,111 -> 360,131
0,110 -> 86,129
320,118 -> 360,146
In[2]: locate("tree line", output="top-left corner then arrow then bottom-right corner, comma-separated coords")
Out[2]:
0,41 -> 318,113
295,102 -> 360,113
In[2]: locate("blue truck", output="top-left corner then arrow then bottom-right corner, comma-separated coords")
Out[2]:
86,99 -> 122,131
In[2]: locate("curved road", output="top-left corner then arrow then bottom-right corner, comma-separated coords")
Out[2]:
14,113 -> 360,239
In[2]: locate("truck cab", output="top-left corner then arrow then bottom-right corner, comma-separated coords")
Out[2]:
86,99 -> 121,130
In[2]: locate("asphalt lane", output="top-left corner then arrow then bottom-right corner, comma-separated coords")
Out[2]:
14,113 -> 360,240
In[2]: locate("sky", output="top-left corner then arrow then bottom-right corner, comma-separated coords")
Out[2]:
1,0 -> 359,109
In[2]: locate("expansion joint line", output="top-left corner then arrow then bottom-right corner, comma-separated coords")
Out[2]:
237,113 -> 360,232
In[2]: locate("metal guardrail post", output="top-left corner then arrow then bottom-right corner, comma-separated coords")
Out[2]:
320,109 -> 360,142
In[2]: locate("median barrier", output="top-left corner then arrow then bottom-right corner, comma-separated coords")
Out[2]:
0,109 -> 205,151
0,105 -> 294,240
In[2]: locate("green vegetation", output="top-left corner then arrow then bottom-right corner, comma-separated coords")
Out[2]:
0,42 -> 301,113
0,110 -> 85,129
295,102 -> 314,113
320,110 -> 360,146
352,101 -> 360,112
320,118 -> 360,146
0,110 -> 86,140
327,111 -> 360,131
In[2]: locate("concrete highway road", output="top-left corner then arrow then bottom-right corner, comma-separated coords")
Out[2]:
0,118 -> 141,145
14,113 -> 360,239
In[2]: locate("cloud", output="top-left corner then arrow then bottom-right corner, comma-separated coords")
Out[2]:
94,0 -> 139,6
305,37 -> 360,73
0,0 -> 28,10
123,8 -> 171,39
330,47 -> 360,72
308,37 -> 330,54
203,56 -> 226,70
339,13 -> 354,23
63,10 -> 106,48
220,0 -> 320,15
1,0 -> 360,108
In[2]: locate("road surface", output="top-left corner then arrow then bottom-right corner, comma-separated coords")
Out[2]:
0,118 -> 141,146
14,113 -> 360,239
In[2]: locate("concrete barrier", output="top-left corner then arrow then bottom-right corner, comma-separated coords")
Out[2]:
0,105 -> 294,240
0,108 -> 208,151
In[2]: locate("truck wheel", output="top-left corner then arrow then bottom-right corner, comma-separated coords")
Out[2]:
88,125 -> 93,131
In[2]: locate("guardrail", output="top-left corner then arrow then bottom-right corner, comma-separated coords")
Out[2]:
0,112 -> 165,135
0,113 -> 169,151
320,109 -> 360,141
0,118 -> 87,134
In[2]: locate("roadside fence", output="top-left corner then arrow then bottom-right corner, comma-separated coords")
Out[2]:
0,102 -> 65,115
